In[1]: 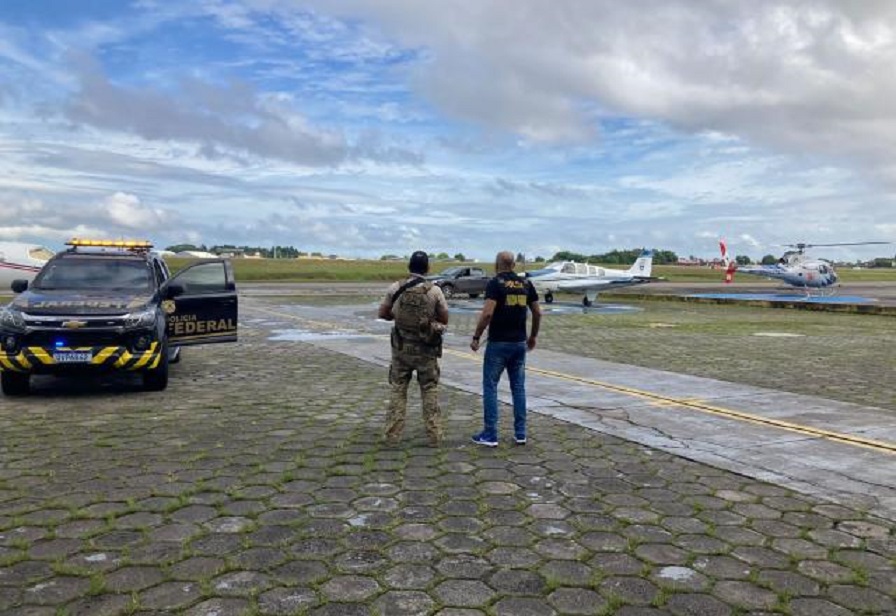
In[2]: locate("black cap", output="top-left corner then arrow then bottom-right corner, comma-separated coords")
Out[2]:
408,250 -> 429,274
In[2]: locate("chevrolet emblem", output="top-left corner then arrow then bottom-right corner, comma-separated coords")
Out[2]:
62,320 -> 88,329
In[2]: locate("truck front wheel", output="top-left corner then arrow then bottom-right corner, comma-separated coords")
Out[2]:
143,342 -> 170,391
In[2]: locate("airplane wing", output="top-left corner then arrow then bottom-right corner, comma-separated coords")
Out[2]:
553,276 -> 652,294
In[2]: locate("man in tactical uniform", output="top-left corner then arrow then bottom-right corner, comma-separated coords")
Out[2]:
378,251 -> 449,446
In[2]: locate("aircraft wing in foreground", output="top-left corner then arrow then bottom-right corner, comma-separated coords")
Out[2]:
0,242 -> 55,289
525,249 -> 655,306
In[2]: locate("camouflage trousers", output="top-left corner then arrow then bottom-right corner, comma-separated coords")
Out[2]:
385,344 -> 442,445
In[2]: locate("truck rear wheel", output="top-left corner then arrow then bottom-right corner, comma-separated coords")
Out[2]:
1,371 -> 30,396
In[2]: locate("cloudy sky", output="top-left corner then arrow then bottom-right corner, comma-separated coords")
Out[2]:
1,1 -> 894,261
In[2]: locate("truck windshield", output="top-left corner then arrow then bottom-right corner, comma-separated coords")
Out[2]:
34,258 -> 153,291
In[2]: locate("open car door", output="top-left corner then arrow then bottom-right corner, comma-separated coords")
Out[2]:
165,260 -> 238,346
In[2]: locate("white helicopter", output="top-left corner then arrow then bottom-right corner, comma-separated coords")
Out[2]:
0,242 -> 55,289
720,240 -> 889,294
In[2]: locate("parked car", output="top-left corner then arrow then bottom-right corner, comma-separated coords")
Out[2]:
429,266 -> 490,299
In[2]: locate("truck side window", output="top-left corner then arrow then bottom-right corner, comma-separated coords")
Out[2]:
173,262 -> 228,294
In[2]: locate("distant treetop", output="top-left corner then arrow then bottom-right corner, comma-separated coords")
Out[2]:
550,248 -> 678,264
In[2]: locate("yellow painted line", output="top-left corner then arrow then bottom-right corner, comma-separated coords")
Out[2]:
444,347 -> 896,454
245,302 -> 896,454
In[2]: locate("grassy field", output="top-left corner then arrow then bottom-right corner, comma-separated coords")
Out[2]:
442,296 -> 896,411
161,257 -> 896,284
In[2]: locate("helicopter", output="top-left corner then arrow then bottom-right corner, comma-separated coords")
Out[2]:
719,240 -> 890,295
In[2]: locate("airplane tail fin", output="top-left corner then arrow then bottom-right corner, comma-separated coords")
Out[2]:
719,240 -> 736,283
628,249 -> 653,278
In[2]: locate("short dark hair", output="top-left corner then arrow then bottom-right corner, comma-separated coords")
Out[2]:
408,250 -> 429,274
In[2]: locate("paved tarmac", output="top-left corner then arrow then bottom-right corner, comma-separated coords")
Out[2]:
615,281 -> 896,308
1,292 -> 896,615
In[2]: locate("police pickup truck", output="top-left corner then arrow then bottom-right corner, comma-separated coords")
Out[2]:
0,239 -> 238,395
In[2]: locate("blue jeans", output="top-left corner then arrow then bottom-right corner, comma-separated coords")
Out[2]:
481,341 -> 528,440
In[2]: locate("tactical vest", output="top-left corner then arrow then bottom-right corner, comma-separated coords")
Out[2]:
393,282 -> 436,344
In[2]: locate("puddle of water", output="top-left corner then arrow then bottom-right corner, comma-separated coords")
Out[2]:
689,292 -> 876,304
348,514 -> 370,527
449,302 -> 642,315
269,328 -> 368,342
658,566 -> 696,581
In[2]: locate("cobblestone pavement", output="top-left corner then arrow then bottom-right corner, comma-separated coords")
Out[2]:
2,307 -> 896,614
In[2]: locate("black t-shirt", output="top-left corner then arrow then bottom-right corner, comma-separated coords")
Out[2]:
485,272 -> 539,343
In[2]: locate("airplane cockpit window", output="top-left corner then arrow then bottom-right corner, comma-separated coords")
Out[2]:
575,263 -> 588,275
561,263 -> 575,274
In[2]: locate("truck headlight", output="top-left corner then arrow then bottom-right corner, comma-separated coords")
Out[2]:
123,308 -> 156,329
0,307 -> 26,332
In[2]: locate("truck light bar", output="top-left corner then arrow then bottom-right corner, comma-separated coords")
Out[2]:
66,238 -> 153,250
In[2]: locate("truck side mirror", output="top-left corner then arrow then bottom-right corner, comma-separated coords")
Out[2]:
165,283 -> 185,299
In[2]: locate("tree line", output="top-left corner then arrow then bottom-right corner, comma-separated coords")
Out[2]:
549,248 -> 679,264
165,244 -> 326,259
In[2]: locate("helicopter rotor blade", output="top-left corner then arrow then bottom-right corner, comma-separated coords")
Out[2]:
782,241 -> 891,249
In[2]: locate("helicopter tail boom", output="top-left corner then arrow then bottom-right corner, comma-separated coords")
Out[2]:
719,240 -> 737,283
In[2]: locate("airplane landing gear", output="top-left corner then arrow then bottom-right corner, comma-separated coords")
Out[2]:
544,292 -> 554,304
583,297 -> 593,307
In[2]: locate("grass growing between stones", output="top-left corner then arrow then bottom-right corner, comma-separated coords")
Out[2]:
533,299 -> 896,410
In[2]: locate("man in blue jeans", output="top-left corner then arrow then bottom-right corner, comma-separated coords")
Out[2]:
470,251 -> 541,447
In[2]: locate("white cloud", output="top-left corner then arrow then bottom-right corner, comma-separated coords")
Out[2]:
307,0 -> 896,183
1,1 -> 894,260
103,192 -> 173,230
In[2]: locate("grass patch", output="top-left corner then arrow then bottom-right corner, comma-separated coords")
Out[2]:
162,257 -> 896,284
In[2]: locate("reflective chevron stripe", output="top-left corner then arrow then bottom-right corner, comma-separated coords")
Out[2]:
1,345 -> 162,373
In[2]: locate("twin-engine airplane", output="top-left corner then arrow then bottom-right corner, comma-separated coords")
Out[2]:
525,249 -> 655,306
0,242 -> 55,288
719,239 -> 889,294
